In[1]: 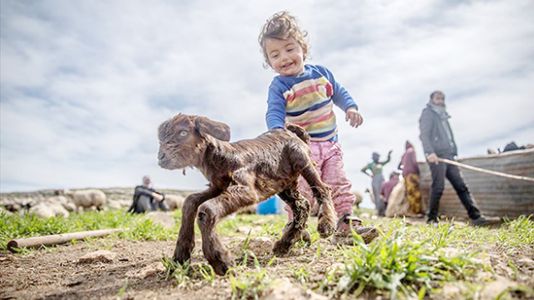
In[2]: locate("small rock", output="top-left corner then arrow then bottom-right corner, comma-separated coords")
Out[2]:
126,262 -> 165,279
261,277 -> 327,300
517,256 -> 534,268
145,211 -> 175,229
65,279 -> 83,287
440,282 -> 466,299
237,226 -> 251,233
78,250 -> 117,264
480,276 -> 520,300
440,247 -> 462,258
237,226 -> 259,234
246,237 -> 273,256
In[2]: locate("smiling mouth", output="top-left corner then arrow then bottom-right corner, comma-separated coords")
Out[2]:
281,62 -> 294,69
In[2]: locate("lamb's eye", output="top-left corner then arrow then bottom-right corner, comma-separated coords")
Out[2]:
179,130 -> 188,137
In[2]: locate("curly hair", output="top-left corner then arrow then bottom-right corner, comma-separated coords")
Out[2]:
258,11 -> 309,67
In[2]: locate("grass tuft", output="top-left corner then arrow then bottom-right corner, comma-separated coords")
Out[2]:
328,222 -> 483,299
229,267 -> 270,300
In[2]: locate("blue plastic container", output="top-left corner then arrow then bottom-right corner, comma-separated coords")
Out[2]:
256,195 -> 281,215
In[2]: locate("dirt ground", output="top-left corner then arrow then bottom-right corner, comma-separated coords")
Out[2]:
1,218 -> 533,300
0,234 -> 337,299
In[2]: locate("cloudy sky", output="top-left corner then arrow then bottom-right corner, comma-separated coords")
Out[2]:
1,0 -> 533,207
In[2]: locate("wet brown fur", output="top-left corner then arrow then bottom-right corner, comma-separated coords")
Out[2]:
157,113 -> 336,275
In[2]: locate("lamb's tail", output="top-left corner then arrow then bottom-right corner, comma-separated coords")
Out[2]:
286,123 -> 310,144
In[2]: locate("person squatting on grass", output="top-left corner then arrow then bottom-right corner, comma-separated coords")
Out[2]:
259,11 -> 364,235
128,175 -> 168,214
419,90 -> 490,226
380,171 -> 400,210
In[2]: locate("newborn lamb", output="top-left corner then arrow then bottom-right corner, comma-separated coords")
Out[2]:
157,113 -> 337,275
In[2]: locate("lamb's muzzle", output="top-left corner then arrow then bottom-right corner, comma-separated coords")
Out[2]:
157,113 -> 336,275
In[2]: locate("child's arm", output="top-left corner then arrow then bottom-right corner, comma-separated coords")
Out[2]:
319,66 -> 363,128
265,81 -> 286,130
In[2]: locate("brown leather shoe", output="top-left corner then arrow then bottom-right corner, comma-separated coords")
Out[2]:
333,214 -> 378,245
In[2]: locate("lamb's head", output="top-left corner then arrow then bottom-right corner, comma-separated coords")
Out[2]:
157,113 -> 231,170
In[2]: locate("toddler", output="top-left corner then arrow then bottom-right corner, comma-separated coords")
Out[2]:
259,11 -> 364,235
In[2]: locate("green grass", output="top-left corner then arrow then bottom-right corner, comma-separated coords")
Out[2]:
0,210 -> 182,251
161,256 -> 192,287
229,267 -> 271,300
2,209 -> 533,299
316,216 -> 534,299
327,223 -> 482,299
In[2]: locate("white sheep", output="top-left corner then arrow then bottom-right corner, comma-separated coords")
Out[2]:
29,202 -> 69,218
46,195 -> 77,212
353,191 -> 363,208
0,206 -> 13,216
164,194 -> 185,211
63,189 -> 107,211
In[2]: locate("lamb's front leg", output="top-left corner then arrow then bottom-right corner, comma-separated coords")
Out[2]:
197,185 -> 257,275
174,186 -> 222,264
301,165 -> 336,238
274,186 -> 310,256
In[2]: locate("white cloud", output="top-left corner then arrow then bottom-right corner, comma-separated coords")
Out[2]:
1,0 -> 533,210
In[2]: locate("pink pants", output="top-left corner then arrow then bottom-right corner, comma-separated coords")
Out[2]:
287,140 -> 355,219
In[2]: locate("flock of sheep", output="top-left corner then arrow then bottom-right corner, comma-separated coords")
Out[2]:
1,188 -> 362,219
0,189 -> 185,218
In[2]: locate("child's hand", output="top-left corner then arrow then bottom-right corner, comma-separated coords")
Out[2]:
345,107 -> 363,128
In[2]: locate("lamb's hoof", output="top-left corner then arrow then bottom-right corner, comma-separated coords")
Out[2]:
173,247 -> 192,265
298,230 -> 311,245
206,252 -> 233,276
272,240 -> 291,256
317,209 -> 337,238
211,260 -> 231,276
317,221 -> 335,238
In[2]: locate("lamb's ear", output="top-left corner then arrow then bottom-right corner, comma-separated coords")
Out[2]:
158,119 -> 171,141
194,116 -> 231,141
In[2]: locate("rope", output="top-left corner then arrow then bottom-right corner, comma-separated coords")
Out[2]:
437,158 -> 534,183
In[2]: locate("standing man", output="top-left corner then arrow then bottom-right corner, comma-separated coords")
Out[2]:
419,90 -> 489,225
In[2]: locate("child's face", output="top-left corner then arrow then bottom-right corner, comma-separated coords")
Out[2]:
264,37 -> 305,76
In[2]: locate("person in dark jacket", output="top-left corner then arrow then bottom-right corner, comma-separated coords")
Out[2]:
128,176 -> 168,213
419,90 -> 489,226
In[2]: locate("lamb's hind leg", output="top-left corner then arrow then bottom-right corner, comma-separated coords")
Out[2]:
301,165 -> 336,238
197,185 -> 257,275
174,186 -> 222,264
273,186 -> 310,256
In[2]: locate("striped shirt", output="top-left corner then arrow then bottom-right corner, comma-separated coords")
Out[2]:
266,64 -> 357,141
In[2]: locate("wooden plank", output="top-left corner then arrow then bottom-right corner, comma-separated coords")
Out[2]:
7,229 -> 124,252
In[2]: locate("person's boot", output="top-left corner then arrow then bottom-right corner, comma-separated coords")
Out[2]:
332,214 -> 378,245
426,217 -> 439,227
471,216 -> 501,227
